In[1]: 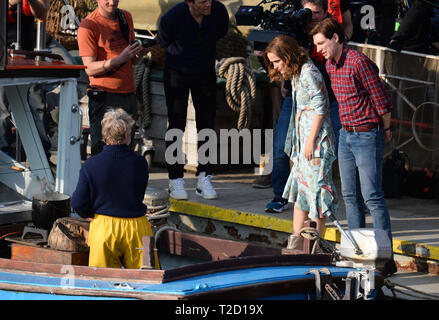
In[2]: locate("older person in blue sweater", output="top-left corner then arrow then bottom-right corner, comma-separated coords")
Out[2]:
71,108 -> 157,269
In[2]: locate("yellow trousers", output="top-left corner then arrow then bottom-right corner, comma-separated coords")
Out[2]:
88,214 -> 160,269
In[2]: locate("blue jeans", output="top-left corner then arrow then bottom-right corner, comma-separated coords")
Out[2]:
271,96 -> 293,199
329,100 -> 342,154
338,127 -> 393,246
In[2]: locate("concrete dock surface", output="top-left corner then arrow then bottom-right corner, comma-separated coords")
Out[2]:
148,166 -> 439,300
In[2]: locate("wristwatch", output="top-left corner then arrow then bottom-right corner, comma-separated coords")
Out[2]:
383,126 -> 392,132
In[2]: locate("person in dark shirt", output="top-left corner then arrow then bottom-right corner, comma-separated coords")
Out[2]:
305,0 -> 353,40
389,0 -> 439,54
157,0 -> 229,201
71,108 -> 157,269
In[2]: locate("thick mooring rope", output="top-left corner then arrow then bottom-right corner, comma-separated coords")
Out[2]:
216,57 -> 256,130
133,56 -> 154,130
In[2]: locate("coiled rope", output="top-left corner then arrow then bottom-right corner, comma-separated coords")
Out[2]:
133,55 -> 154,130
299,227 -> 337,255
146,202 -> 171,220
145,200 -> 180,246
216,57 -> 257,130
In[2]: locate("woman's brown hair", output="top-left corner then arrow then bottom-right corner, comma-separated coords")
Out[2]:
263,35 -> 309,82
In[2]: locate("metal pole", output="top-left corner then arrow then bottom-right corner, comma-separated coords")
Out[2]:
16,1 -> 22,50
35,19 -> 46,61
36,20 -> 46,51
327,213 -> 363,255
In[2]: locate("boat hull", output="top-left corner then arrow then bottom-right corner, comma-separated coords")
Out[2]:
0,256 -> 384,300
0,229 -> 385,300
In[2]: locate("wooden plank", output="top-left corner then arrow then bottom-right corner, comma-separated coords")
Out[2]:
0,258 -> 165,283
0,223 -> 27,236
11,243 -> 89,266
141,236 -> 155,269
0,282 -> 180,300
6,57 -> 85,69
158,230 -> 283,261
156,230 -> 333,283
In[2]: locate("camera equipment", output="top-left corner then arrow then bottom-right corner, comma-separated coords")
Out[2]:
131,37 -> 158,48
235,0 -> 312,51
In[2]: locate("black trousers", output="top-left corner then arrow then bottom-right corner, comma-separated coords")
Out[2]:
163,67 -> 217,179
88,91 -> 138,155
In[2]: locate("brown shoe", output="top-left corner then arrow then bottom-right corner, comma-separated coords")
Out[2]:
252,175 -> 272,188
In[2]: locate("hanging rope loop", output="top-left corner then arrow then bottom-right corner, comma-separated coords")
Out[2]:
216,57 -> 256,130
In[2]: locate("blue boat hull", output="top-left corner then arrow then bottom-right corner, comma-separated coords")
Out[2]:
0,229 -> 385,300
0,258 -> 384,300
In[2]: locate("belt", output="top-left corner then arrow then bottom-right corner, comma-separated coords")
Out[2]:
343,123 -> 378,132
107,91 -> 135,96
87,87 -> 135,97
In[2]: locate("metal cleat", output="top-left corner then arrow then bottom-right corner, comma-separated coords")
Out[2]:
343,266 -> 376,300
306,267 -> 334,300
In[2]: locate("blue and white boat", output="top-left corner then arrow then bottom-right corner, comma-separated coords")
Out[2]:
0,229 -> 386,300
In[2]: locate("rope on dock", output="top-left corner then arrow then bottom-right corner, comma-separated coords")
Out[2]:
146,202 -> 171,220
216,57 -> 256,130
384,279 -> 439,300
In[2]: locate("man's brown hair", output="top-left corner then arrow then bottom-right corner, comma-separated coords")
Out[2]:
310,17 -> 345,43
263,35 -> 309,82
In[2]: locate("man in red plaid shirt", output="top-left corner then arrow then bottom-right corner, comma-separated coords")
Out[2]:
311,18 -> 396,276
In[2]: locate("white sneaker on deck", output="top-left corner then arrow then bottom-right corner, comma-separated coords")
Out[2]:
168,178 -> 188,200
196,172 -> 217,200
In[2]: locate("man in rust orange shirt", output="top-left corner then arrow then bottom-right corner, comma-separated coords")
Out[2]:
77,0 -> 146,155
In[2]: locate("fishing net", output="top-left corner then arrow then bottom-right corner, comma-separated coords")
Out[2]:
46,0 -> 93,50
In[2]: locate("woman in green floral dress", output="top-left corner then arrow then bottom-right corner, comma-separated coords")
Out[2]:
264,35 -> 337,249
